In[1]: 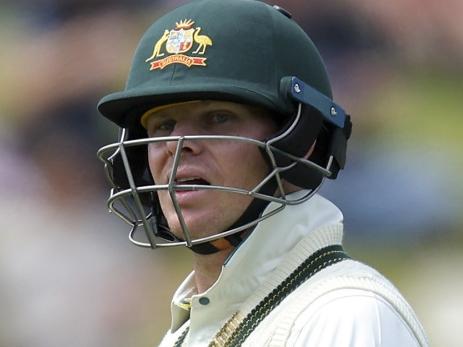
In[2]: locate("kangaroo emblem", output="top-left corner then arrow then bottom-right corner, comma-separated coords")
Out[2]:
145,30 -> 170,62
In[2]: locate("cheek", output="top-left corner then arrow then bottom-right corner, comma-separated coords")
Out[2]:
147,145 -> 173,220
147,144 -> 166,182
220,143 -> 269,188
244,152 -> 270,184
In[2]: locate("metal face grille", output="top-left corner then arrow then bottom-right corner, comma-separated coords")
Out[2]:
97,104 -> 334,250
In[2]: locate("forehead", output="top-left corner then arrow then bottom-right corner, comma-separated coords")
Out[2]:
140,100 -> 270,127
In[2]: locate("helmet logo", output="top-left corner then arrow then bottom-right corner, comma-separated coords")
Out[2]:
145,19 -> 213,70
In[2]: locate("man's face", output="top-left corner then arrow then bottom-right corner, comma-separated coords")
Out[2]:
144,100 -> 277,241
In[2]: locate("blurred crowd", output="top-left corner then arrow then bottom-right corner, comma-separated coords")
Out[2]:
0,0 -> 462,346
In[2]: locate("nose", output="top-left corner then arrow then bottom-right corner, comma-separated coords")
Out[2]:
164,121 -> 202,157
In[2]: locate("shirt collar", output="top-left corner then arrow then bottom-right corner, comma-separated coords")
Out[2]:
170,193 -> 343,332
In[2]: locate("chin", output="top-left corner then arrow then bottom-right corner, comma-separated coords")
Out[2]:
167,214 -> 225,241
162,198 -> 246,240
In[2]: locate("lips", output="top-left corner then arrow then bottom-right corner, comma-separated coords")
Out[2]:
172,175 -> 211,199
165,168 -> 212,188
175,177 -> 210,186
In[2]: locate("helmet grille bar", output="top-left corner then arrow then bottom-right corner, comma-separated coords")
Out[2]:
119,141 -> 157,248
168,137 -> 193,247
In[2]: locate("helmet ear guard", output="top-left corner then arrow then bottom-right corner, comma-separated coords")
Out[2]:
107,127 -> 183,244
109,127 -> 152,190
267,77 -> 352,190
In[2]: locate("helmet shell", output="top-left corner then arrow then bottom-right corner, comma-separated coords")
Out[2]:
98,0 -> 332,126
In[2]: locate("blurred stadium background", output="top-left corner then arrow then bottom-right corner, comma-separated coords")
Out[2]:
0,0 -> 461,346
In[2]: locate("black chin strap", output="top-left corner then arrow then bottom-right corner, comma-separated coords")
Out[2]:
190,178 -> 278,255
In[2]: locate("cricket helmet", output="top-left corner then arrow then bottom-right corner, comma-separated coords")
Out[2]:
97,0 -> 352,252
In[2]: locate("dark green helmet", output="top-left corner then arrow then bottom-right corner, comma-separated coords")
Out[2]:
98,0 -> 332,126
97,0 -> 352,252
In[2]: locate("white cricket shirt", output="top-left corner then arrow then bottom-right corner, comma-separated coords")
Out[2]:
158,193 -> 428,346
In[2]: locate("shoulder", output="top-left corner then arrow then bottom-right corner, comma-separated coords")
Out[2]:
290,260 -> 427,346
288,288 -> 421,347
246,259 -> 428,346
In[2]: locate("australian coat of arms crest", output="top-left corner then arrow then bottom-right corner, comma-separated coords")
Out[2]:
145,19 -> 213,70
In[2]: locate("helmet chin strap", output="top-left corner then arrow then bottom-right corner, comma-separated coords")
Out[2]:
189,177 -> 279,255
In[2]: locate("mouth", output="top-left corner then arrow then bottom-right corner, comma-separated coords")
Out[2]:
174,176 -> 211,189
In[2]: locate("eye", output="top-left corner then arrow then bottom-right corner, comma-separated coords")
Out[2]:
209,111 -> 232,124
148,118 -> 176,137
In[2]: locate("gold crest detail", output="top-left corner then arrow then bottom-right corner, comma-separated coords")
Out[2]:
145,19 -> 213,70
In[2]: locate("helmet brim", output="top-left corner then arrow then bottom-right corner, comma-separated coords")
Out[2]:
98,82 -> 291,128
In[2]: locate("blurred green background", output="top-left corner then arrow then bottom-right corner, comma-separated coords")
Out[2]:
1,0 -> 461,346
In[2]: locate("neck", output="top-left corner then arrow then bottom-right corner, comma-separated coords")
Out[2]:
193,247 -> 234,294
